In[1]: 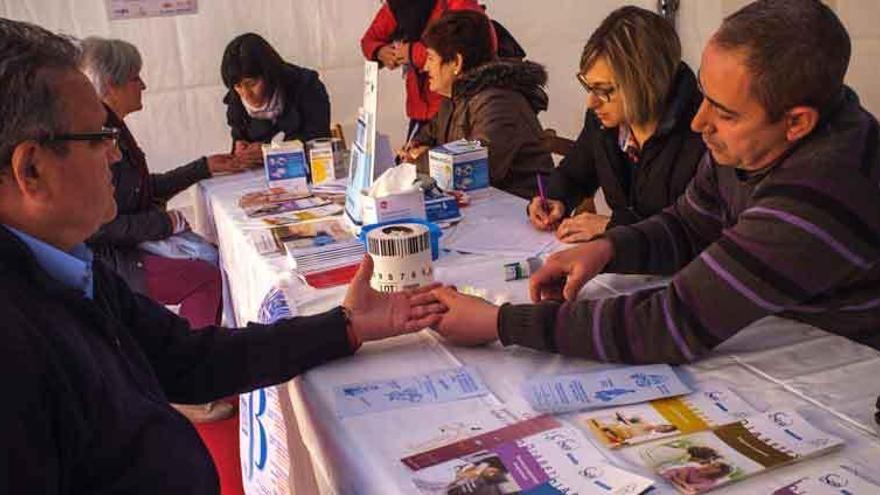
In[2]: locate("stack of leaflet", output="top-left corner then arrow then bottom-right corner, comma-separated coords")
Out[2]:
273,217 -> 364,286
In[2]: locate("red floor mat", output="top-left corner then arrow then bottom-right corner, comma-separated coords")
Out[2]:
192,404 -> 244,495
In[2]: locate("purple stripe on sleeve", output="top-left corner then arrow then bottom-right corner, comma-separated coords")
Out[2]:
841,297 -> 880,311
745,206 -> 870,269
591,299 -> 609,362
792,297 -> 880,313
685,188 -> 722,222
700,251 -> 784,312
658,219 -> 681,265
554,300 -> 573,349
623,295 -> 643,359
660,291 -> 696,362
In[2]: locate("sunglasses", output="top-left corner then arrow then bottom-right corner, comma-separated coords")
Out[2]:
41,126 -> 120,146
576,73 -> 616,103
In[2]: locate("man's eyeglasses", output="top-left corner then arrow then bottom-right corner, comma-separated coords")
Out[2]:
41,126 -> 120,146
576,73 -> 616,103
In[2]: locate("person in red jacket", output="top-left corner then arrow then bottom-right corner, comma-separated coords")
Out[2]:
361,0 -> 487,140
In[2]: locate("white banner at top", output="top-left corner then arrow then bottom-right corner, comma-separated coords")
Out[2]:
106,0 -> 198,20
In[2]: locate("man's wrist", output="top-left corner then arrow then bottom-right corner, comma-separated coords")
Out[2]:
340,305 -> 362,351
592,237 -> 616,265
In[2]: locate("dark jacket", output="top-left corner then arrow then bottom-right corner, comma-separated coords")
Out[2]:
224,63 -> 331,145
0,225 -> 354,494
86,107 -> 211,294
412,59 -> 554,199
546,63 -> 705,227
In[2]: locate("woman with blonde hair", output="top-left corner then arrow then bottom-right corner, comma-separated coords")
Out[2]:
529,6 -> 704,241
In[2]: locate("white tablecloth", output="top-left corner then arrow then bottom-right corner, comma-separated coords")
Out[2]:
196,173 -> 880,495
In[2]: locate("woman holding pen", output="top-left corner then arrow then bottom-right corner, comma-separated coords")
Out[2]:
529,6 -> 705,242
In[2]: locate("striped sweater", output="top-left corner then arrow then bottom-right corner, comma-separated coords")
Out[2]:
499,88 -> 880,364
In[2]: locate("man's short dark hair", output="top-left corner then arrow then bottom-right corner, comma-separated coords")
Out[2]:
422,10 -> 495,73
713,0 -> 851,121
0,18 -> 79,170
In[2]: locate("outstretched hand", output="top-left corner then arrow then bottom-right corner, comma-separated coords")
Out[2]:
529,239 -> 615,302
343,256 -> 447,342
429,287 -> 500,346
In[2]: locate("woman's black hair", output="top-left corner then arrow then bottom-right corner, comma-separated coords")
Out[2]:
221,33 -> 285,97
388,0 -> 436,42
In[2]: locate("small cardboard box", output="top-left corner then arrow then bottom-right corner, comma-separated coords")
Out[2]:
361,188 -> 427,225
307,138 -> 337,185
262,140 -> 309,195
428,139 -> 490,197
424,194 -> 460,223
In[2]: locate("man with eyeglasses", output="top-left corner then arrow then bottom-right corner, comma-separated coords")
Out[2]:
0,19 -> 443,494
434,1 -> 879,367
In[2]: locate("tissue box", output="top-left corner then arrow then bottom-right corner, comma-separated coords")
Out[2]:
263,140 -> 309,195
428,139 -> 490,197
361,189 -> 427,225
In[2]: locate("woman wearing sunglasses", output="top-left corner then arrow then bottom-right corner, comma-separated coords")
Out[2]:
528,6 -> 705,242
79,37 -> 255,423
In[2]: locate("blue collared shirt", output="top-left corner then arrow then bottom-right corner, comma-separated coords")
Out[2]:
6,226 -> 95,299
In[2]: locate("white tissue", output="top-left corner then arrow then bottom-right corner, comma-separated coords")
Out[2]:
270,131 -> 286,146
367,163 -> 419,197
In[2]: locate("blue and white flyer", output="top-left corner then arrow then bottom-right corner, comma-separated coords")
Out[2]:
522,364 -> 691,414
334,366 -> 491,417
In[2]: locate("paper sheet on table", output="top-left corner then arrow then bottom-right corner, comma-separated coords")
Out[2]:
522,364 -> 691,414
334,366 -> 491,417
443,217 -> 556,257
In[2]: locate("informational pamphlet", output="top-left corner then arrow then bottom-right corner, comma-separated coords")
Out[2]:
334,366 -> 491,417
640,410 -> 845,494
402,415 -> 655,495
523,364 -> 691,414
771,460 -> 880,494
238,188 -> 330,218
578,383 -> 757,448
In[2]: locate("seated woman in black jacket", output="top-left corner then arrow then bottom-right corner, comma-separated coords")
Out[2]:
222,33 -> 331,165
528,6 -> 705,242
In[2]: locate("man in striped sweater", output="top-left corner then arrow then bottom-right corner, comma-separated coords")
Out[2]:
431,0 -> 880,364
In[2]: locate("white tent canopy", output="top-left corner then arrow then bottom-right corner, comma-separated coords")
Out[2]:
3,0 -> 877,183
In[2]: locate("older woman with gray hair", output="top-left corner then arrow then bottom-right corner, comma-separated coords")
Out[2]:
79,36 -> 252,422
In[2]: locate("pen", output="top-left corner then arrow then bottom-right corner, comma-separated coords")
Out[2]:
536,173 -> 548,213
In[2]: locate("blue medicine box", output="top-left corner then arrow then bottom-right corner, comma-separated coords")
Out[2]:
428,139 -> 490,195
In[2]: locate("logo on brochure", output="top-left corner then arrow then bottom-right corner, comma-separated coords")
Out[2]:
543,430 -> 580,451
705,390 -> 726,402
770,411 -> 794,427
580,466 -> 605,479
819,473 -> 848,488
630,372 -> 668,387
